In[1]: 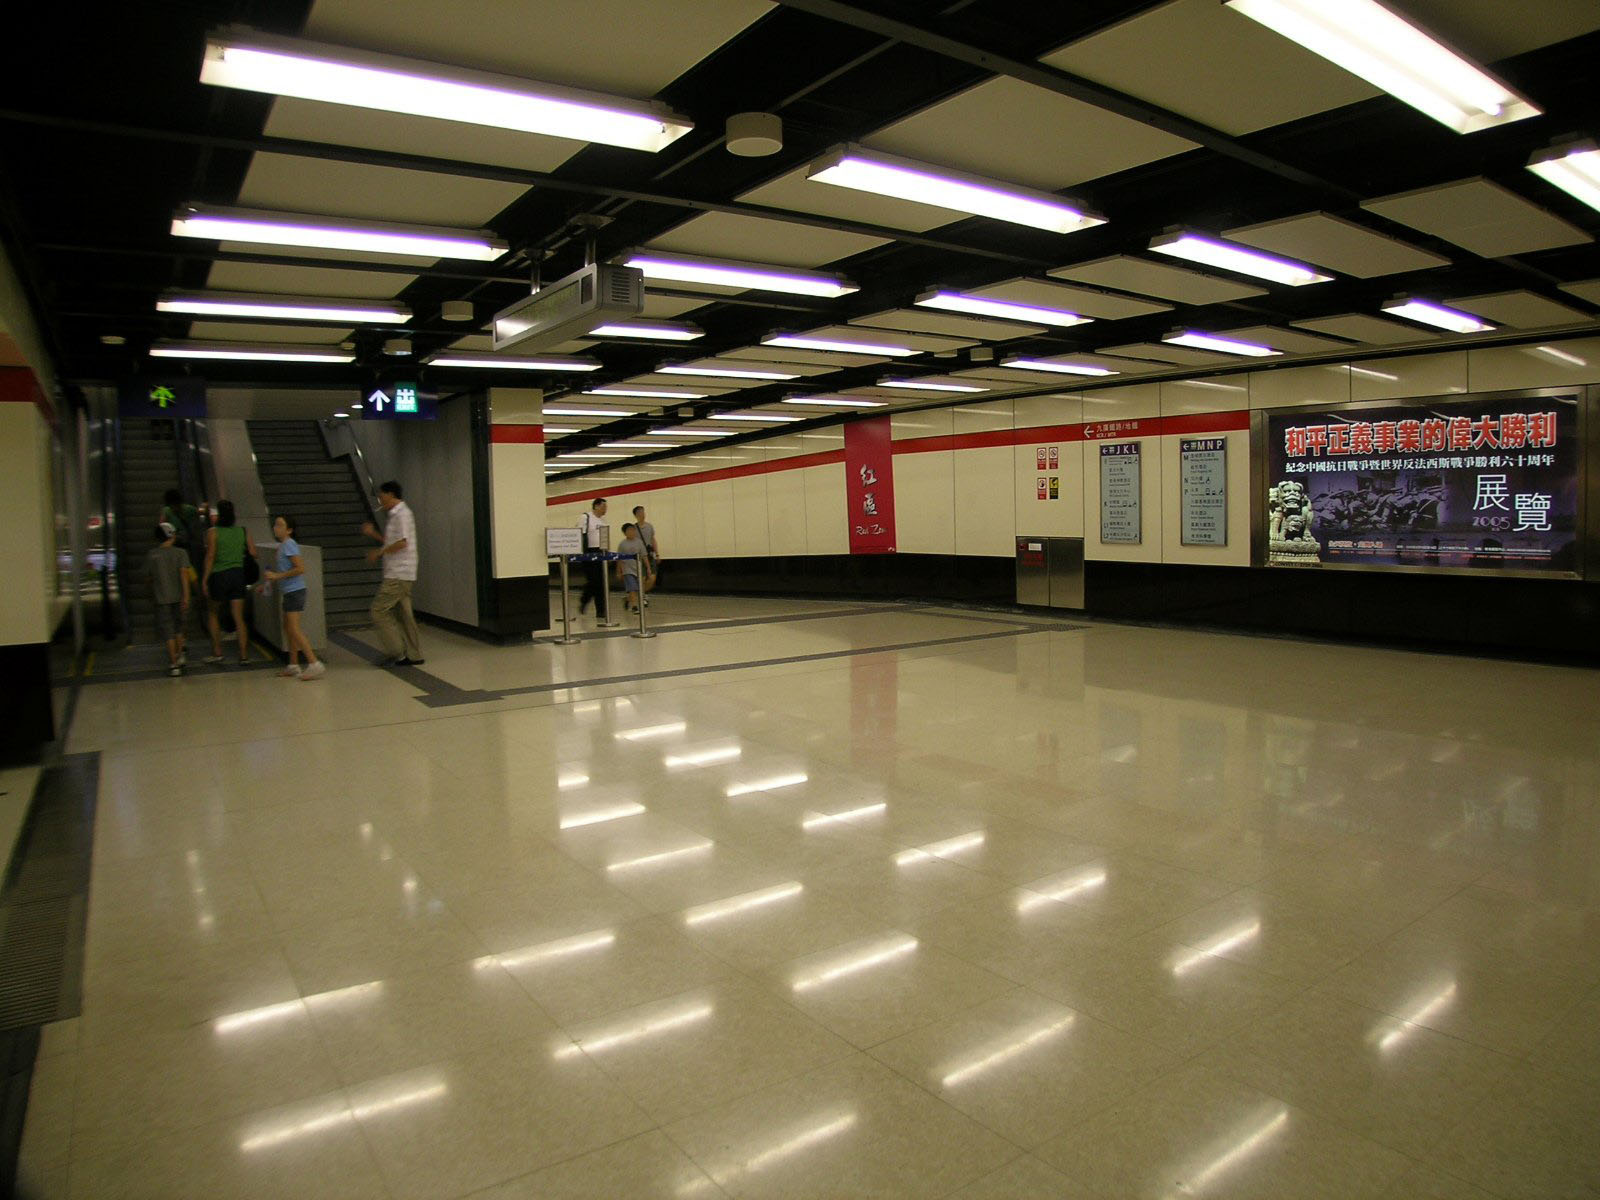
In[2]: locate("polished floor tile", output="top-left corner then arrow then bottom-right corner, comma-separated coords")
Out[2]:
50,596 -> 1600,1196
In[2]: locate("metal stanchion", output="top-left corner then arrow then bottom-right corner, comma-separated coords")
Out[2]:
597,552 -> 621,628
553,553 -> 579,644
629,553 -> 655,639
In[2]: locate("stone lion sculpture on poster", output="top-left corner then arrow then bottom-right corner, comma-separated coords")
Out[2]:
1269,480 -> 1321,564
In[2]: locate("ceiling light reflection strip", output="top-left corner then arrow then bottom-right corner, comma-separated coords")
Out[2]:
1380,298 -> 1493,333
1224,0 -> 1538,134
808,145 -> 1104,234
915,290 -> 1090,327
201,26 -> 693,150
1001,357 -> 1119,377
1162,331 -> 1280,358
658,365 -> 799,381
1149,232 -> 1331,285
172,202 -> 506,261
590,320 -> 703,341
428,352 -> 599,371
1528,141 -> 1600,213
149,340 -> 355,363
781,396 -> 886,408
156,290 -> 412,324
762,333 -> 916,357
878,379 -> 987,394
624,252 -> 856,297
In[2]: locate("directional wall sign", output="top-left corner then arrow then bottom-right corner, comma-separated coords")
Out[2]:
118,376 -> 206,419
362,380 -> 436,420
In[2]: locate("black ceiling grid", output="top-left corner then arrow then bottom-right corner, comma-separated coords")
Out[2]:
0,0 -> 1596,464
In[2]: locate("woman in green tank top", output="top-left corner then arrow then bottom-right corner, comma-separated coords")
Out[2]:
203,499 -> 257,666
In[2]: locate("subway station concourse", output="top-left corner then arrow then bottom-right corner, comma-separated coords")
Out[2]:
3,3 -> 1600,1198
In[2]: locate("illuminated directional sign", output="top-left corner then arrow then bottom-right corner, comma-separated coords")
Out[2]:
362,380 -> 435,420
118,377 -> 207,418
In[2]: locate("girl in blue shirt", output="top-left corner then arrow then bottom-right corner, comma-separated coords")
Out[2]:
261,514 -> 325,680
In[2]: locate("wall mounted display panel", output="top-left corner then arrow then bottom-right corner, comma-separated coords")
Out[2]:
1177,437 -> 1228,546
1098,443 -> 1143,545
1261,390 -> 1584,577
1165,429 -> 1250,566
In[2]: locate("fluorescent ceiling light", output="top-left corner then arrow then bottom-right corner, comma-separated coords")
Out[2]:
172,203 -> 506,261
156,290 -> 411,324
1380,298 -> 1494,333
650,427 -> 727,438
781,396 -> 885,408
1224,0 -> 1539,134
543,405 -> 639,417
658,365 -> 799,381
590,320 -> 703,341
427,351 -> 599,371
149,340 -> 354,363
1002,357 -> 1118,377
585,387 -> 707,400
599,441 -> 680,449
555,453 -> 626,460
915,290 -> 1089,327
878,379 -> 987,394
709,412 -> 802,423
1162,331 -> 1280,358
808,145 -> 1104,234
1149,232 -> 1332,285
544,425 -> 578,433
201,26 -> 693,151
1528,141 -> 1600,214
762,334 -> 916,357
624,252 -> 856,297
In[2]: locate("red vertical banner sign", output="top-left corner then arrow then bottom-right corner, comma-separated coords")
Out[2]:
843,416 -> 897,554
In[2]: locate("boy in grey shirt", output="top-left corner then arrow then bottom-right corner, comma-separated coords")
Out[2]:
614,523 -> 653,614
145,522 -> 192,676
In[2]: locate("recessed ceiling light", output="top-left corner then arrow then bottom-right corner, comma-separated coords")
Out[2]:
1225,0 -> 1539,134
761,333 -> 916,357
156,290 -> 412,323
1001,358 -> 1119,377
148,340 -> 355,363
171,203 -> 507,261
599,441 -> 682,449
649,428 -> 726,438
1162,331 -> 1281,357
1380,298 -> 1494,333
426,352 -> 599,371
585,387 -> 707,400
383,337 -> 412,356
781,395 -> 886,408
1527,141 -> 1600,215
658,365 -> 799,381
590,320 -> 703,341
914,290 -> 1090,327
543,406 -> 640,417
623,252 -> 856,297
808,145 -> 1104,234
200,26 -> 693,151
100,334 -> 126,346
708,413 -> 802,423
543,425 -> 579,434
1148,232 -> 1332,286
878,379 -> 988,394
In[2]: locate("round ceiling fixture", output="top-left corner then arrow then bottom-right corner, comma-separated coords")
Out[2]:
100,334 -> 126,346
384,337 -> 412,356
726,112 -> 782,157
441,300 -> 474,321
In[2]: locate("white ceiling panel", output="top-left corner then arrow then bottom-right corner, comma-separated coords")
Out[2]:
1100,342 -> 1241,366
956,353 -> 1166,380
1050,256 -> 1266,303
1043,0 -> 1377,136
1223,212 -> 1450,278
642,294 -> 707,319
1452,291 -> 1590,328
848,309 -> 1045,340
866,76 -> 1196,193
647,211 -> 885,268
203,261 -> 412,300
1223,325 -> 1356,353
968,277 -> 1171,319
235,153 -> 528,227
800,325 -> 975,353
738,166 -> 958,234
185,322 -> 352,343
1292,315 -> 1440,344
447,333 -> 595,353
1396,0 -> 1600,61
264,100 -> 581,174
678,356 -> 836,378
734,345 -> 892,368
1558,280 -> 1600,306
1362,178 -> 1591,258
619,374 -> 744,393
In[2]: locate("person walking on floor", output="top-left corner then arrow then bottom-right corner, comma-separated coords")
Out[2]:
632,505 -> 661,605
615,522 -> 654,613
577,497 -> 609,616
202,499 -> 256,666
361,481 -> 423,666
145,522 -> 191,676
261,514 -> 325,680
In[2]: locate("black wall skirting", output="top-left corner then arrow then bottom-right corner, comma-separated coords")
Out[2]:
0,645 -> 53,767
476,576 -> 549,639
646,554 -> 1600,660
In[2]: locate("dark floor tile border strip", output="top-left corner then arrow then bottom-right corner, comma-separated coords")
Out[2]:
327,631 -> 497,705
531,601 -> 918,642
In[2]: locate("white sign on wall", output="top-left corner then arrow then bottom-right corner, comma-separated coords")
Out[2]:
1099,442 -> 1141,544
546,526 -> 583,556
1179,437 -> 1228,546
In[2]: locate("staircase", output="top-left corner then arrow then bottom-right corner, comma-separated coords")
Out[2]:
246,421 -> 381,629
117,418 -> 185,642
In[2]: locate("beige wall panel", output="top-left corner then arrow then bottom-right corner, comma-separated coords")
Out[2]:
891,408 -> 953,442
765,459 -> 809,555
1013,393 -> 1083,430
1350,352 -> 1469,401
1084,436 -> 1162,563
1080,381 -> 1161,420
1161,429 -> 1251,567
0,404 -> 51,646
1161,377 -> 1250,415
805,462 -> 849,555
1249,363 -> 1351,410
731,474 -> 771,557
1467,338 -> 1600,392
490,442 -> 547,578
1014,440 -> 1084,539
893,451 -> 955,555
670,483 -> 707,559
701,479 -> 737,557
954,446 -> 1016,557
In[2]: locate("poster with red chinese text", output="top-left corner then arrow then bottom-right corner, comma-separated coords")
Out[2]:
1264,394 -> 1580,574
844,416 -> 897,554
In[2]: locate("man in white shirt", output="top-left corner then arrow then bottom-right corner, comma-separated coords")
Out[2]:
577,497 -> 609,616
361,480 -> 424,665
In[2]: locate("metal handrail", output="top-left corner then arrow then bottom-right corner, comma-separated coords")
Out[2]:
318,418 -> 383,525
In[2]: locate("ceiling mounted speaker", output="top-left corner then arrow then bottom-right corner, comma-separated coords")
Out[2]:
441,300 -> 474,321
384,337 -> 412,356
726,112 -> 782,157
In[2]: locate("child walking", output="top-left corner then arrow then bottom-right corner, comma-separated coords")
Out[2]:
145,522 -> 191,676
260,515 -> 325,680
614,522 -> 654,614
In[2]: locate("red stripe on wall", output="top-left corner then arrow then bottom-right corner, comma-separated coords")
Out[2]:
490,424 -> 544,444
0,366 -> 51,420
545,411 -> 1249,505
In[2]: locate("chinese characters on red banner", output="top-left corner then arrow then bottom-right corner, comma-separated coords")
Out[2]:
843,416 -> 897,554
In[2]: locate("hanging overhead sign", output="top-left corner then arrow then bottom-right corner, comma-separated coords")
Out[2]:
118,377 -> 206,419
362,380 -> 436,420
